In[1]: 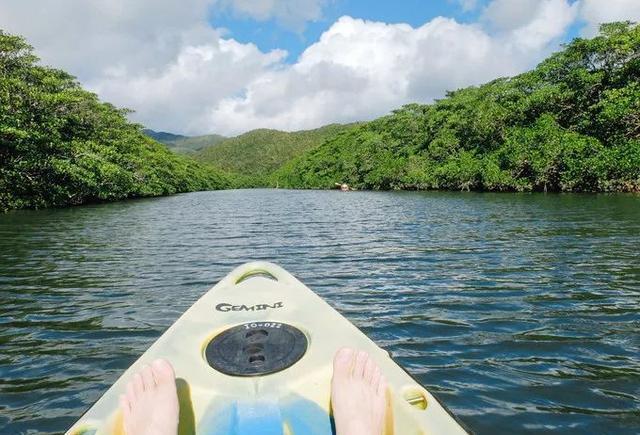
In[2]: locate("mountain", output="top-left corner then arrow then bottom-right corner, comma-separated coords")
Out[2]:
143,130 -> 227,155
143,129 -> 188,144
274,22 -> 640,193
142,128 -> 189,144
0,30 -> 230,212
194,124 -> 356,183
166,134 -> 227,154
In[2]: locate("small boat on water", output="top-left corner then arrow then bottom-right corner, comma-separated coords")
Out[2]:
68,262 -> 467,434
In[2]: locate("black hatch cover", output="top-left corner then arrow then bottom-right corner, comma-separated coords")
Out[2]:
205,322 -> 308,376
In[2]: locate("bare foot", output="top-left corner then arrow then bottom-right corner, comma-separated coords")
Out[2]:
331,348 -> 388,435
119,359 -> 179,435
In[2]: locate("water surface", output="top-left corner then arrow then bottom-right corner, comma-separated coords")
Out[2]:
1,190 -> 639,434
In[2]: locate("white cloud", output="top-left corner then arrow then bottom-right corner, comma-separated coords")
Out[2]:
0,0 -> 214,81
206,17 -> 525,134
454,0 -> 478,12
505,0 -> 578,51
483,0 -> 541,31
91,40 -> 286,134
1,0 -> 638,137
482,0 -> 578,51
205,7 -> 578,135
578,0 -> 640,35
219,0 -> 328,32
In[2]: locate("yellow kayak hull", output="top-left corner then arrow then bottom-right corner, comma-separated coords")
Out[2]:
68,262 -> 467,435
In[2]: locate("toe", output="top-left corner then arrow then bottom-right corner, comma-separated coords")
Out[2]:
126,381 -> 137,404
363,356 -> 376,383
132,373 -> 144,395
141,364 -> 155,391
353,350 -> 368,379
371,365 -> 382,389
377,375 -> 388,397
151,358 -> 176,387
332,347 -> 354,379
119,394 -> 131,418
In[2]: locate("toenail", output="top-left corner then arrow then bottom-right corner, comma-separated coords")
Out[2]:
337,347 -> 354,358
152,359 -> 168,368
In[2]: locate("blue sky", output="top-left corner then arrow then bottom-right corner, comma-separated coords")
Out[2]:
2,0 -> 636,135
211,0 -> 584,63
212,1 -> 479,61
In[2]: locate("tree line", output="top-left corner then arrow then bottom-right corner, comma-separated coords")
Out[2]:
273,22 -> 640,193
0,31 -> 230,212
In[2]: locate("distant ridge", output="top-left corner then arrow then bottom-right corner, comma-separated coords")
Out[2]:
143,129 -> 227,155
143,129 -> 188,144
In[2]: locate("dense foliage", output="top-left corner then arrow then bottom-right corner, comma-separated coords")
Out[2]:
274,22 -> 640,192
195,124 -> 355,185
0,31 -> 230,211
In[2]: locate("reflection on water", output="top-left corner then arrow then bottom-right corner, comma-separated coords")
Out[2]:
1,190 -> 639,434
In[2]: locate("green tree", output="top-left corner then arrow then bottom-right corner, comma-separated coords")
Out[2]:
0,30 -> 230,211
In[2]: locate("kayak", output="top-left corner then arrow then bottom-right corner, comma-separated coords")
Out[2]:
67,262 -> 468,434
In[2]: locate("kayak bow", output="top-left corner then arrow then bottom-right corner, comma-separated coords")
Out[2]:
68,262 -> 467,435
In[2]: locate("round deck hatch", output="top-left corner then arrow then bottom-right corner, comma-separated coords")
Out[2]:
205,322 -> 307,376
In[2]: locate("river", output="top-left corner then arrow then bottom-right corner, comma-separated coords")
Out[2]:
1,189 -> 639,434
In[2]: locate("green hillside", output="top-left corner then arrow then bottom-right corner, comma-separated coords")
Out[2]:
0,30 -> 230,212
168,134 -> 227,154
194,124 -> 354,183
275,22 -> 640,192
144,129 -> 227,155
143,129 -> 188,144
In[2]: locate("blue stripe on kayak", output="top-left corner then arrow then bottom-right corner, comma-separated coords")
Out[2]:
236,400 -> 282,435
201,399 -> 281,435
280,394 -> 333,434
200,394 -> 333,434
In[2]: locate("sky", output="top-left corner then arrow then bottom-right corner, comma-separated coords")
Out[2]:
1,0 -> 639,136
